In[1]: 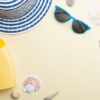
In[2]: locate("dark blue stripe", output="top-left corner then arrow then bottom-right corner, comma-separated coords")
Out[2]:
0,0 -> 39,22
0,0 -> 27,8
0,0 -> 52,33
0,0 -> 17,4
0,0 -> 44,26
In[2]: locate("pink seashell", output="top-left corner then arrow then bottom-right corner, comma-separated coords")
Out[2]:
23,75 -> 42,94
66,0 -> 74,7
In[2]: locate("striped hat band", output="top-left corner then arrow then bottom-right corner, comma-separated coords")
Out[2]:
0,0 -> 52,34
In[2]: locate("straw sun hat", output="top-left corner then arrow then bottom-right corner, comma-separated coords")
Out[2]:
0,0 -> 52,33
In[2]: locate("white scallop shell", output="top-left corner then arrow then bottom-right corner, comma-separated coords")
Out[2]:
88,5 -> 100,26
23,75 -> 42,94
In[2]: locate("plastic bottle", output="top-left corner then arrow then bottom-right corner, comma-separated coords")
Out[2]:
0,39 -> 16,90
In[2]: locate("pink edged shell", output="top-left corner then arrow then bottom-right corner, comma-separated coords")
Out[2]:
23,75 -> 42,94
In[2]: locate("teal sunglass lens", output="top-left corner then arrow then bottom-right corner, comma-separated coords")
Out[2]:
55,7 -> 70,23
72,20 -> 89,34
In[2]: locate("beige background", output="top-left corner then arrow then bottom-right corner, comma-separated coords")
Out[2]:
0,0 -> 100,100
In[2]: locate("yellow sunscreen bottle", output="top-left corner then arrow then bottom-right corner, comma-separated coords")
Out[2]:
0,39 -> 16,90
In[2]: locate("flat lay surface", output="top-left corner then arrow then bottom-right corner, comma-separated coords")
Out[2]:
0,0 -> 100,100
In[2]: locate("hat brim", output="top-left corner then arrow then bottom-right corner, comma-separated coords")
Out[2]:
0,0 -> 52,34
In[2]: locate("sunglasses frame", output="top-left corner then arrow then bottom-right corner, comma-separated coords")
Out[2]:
55,6 -> 91,33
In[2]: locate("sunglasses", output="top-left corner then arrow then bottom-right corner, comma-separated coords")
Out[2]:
54,6 -> 91,34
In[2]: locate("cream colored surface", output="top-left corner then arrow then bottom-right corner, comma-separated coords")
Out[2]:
0,0 -> 100,100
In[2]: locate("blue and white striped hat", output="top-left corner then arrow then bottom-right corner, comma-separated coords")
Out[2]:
0,0 -> 52,33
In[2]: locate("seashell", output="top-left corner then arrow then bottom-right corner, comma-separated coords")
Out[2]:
66,0 -> 74,7
87,5 -> 100,26
11,89 -> 20,99
98,40 -> 100,47
23,75 -> 42,94
44,91 -> 59,100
